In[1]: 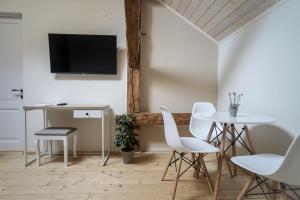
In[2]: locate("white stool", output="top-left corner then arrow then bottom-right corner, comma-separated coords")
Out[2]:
35,127 -> 77,168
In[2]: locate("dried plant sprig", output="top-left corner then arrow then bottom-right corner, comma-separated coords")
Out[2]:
228,93 -> 232,105
236,93 -> 243,104
228,91 -> 243,107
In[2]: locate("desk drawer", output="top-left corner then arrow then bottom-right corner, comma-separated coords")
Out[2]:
73,110 -> 102,118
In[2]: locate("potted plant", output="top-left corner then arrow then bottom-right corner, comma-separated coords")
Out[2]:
114,114 -> 139,164
228,92 -> 243,117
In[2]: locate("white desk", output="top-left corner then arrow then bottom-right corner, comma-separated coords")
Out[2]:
23,104 -> 110,166
193,112 -> 275,200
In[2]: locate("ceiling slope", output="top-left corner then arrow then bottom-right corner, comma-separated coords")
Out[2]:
160,0 -> 281,41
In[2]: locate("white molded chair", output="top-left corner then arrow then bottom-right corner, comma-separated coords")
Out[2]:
158,105 -> 219,200
189,102 -> 235,177
231,134 -> 300,199
189,102 -> 217,140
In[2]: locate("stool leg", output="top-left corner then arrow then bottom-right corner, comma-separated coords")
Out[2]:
63,138 -> 68,167
35,139 -> 40,166
73,134 -> 77,159
49,140 -> 52,158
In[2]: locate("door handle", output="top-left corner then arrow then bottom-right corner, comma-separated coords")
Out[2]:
11,89 -> 23,99
12,89 -> 23,93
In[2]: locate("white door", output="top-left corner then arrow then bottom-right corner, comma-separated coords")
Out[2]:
0,16 -> 23,150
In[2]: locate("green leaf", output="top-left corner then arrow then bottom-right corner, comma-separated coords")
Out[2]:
114,114 -> 139,150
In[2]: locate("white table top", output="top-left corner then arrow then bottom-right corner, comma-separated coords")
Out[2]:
23,104 -> 110,110
192,112 -> 275,124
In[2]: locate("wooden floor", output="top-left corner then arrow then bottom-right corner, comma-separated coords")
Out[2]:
0,152 -> 267,200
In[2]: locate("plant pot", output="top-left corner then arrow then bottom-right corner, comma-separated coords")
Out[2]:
229,107 -> 238,117
120,149 -> 134,164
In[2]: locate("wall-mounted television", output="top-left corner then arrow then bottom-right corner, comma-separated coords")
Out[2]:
48,33 -> 117,74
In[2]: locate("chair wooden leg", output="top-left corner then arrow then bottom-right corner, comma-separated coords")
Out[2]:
200,154 -> 214,195
161,151 -> 175,181
280,183 -> 288,200
237,174 -> 256,200
172,155 -> 183,200
63,138 -> 68,168
191,153 -> 196,177
213,153 -> 224,200
213,124 -> 227,200
196,156 -> 201,179
272,181 -> 278,200
73,134 -> 77,159
35,139 -> 41,166
231,125 -> 237,176
192,153 -> 200,178
225,156 -> 234,178
215,152 -> 219,160
244,125 -> 256,154
206,122 -> 216,142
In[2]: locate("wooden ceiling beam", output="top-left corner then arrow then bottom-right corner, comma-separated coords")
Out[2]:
124,0 -> 141,149
124,0 -> 141,70
124,0 -> 141,113
124,1 -> 191,128
129,112 -> 191,126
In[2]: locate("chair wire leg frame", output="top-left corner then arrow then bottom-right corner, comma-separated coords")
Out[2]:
207,124 -> 300,200
246,177 -> 300,200
239,166 -> 300,200
161,151 -> 215,199
161,151 -> 205,179
205,124 -> 244,177
208,124 -> 254,155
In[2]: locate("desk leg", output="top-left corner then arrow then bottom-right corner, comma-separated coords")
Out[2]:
101,109 -> 110,166
24,110 -> 28,166
244,125 -> 256,154
106,109 -> 110,164
101,112 -> 105,164
213,123 -> 227,200
24,108 -> 48,167
231,125 -> 237,176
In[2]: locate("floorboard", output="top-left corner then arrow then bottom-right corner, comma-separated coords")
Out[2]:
0,152 -> 269,200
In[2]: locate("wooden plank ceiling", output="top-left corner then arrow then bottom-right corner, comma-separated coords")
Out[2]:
161,0 -> 281,41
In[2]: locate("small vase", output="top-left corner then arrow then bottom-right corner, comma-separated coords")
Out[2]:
229,107 -> 238,117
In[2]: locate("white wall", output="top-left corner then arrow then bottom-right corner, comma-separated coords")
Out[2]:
0,0 -> 127,151
3,0 -> 297,154
140,0 -> 218,151
0,0 -> 218,152
218,0 -> 300,154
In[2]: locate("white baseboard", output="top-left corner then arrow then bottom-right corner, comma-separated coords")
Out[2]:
0,139 -> 22,151
2,148 -> 173,153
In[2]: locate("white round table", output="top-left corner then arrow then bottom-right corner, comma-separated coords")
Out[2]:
192,112 -> 275,200
193,112 -> 275,124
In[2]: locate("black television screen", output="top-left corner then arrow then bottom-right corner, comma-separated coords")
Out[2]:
48,33 -> 117,74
